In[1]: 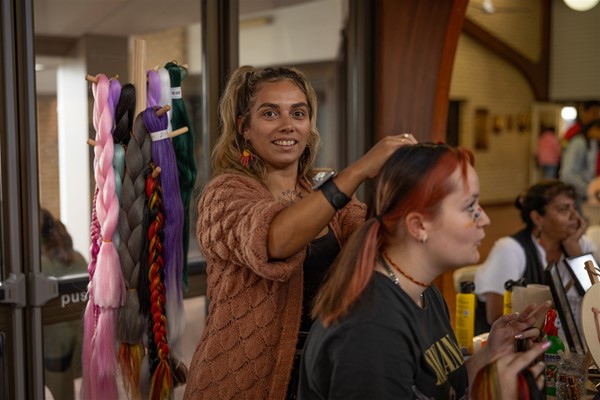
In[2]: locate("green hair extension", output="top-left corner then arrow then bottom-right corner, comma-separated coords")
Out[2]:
165,61 -> 197,289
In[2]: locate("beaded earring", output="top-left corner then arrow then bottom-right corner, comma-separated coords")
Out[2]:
239,136 -> 253,168
240,148 -> 253,168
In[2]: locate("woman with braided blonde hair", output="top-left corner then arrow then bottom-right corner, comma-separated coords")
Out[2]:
184,65 -> 414,399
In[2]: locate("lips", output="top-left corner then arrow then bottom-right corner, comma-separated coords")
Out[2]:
272,139 -> 297,146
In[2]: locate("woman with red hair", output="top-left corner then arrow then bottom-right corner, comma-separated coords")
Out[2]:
299,143 -> 550,399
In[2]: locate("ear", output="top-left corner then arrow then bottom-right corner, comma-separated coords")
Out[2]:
530,210 -> 543,227
237,116 -> 248,140
405,211 -> 427,243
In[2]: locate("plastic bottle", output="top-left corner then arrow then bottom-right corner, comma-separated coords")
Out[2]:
542,308 -> 565,397
503,277 -> 527,315
455,281 -> 476,356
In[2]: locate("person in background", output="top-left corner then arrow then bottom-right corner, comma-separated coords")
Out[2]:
536,127 -> 561,179
562,100 -> 600,143
298,143 -> 550,399
474,180 -> 596,334
560,119 -> 600,201
183,65 -> 414,400
40,207 -> 87,400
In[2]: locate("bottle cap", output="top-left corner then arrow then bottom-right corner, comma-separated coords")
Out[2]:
460,281 -> 475,294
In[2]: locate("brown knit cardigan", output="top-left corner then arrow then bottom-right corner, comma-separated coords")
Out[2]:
183,173 -> 366,400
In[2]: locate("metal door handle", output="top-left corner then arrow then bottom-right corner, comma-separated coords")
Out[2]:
0,273 -> 25,307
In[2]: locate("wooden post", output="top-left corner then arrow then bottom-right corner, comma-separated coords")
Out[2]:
585,260 -> 599,285
132,39 -> 146,117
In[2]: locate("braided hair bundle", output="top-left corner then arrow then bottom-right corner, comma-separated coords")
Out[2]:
165,61 -> 197,289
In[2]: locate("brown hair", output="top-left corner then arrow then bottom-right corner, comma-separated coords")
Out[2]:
40,208 -> 78,265
515,180 -> 577,230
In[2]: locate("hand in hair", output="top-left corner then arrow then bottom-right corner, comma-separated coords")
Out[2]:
348,134 -> 417,180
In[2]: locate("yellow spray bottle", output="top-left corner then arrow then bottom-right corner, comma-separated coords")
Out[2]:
503,277 -> 527,315
455,281 -> 475,356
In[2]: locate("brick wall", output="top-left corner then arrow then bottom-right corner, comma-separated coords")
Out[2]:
37,95 -> 61,218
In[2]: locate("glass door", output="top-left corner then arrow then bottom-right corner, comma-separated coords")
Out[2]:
1,1 -> 49,398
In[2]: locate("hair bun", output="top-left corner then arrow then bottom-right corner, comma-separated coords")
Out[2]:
514,193 -> 525,210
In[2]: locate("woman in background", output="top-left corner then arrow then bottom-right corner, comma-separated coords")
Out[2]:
299,144 -> 549,399
40,208 -> 87,400
474,180 -> 595,333
560,119 -> 600,201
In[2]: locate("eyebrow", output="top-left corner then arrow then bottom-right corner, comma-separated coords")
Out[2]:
464,193 -> 479,204
256,102 -> 309,111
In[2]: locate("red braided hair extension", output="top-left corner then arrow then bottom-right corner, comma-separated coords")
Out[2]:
146,169 -> 172,400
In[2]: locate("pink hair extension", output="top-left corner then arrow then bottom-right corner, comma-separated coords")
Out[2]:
81,188 -> 101,398
143,107 -> 187,381
146,70 -> 161,108
87,73 -> 126,398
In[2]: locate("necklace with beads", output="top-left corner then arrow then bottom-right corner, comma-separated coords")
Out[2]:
378,253 -> 425,307
381,251 -> 430,288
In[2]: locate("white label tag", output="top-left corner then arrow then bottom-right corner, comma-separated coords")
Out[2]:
171,87 -> 182,99
150,129 -> 169,141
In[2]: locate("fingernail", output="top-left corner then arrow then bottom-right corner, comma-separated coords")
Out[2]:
538,361 -> 545,368
514,333 -> 524,339
541,341 -> 551,350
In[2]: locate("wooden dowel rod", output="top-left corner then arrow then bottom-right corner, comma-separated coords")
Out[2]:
156,105 -> 171,117
169,127 -> 188,138
133,39 -> 146,117
87,139 -> 96,146
85,74 -> 98,83
151,166 -> 161,179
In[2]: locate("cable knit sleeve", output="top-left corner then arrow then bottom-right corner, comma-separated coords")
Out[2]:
335,197 -> 367,245
196,174 -> 305,282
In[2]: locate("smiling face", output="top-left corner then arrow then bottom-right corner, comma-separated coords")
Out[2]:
240,79 -> 311,174
424,164 -> 490,269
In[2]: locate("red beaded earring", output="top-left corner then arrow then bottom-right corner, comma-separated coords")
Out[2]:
240,148 -> 253,167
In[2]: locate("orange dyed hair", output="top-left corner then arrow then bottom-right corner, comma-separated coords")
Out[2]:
312,143 -> 475,326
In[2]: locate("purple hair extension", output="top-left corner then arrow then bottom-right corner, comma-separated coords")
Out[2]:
143,107 -> 187,365
108,78 -> 124,248
146,70 -> 161,108
87,73 -> 126,399
107,77 -> 121,129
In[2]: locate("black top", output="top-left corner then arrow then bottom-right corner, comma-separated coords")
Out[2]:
301,228 -> 341,335
299,273 -> 468,400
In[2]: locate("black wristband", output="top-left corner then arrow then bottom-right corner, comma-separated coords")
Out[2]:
320,178 -> 351,210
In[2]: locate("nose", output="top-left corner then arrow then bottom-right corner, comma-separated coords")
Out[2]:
279,113 -> 294,133
477,207 -> 491,228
